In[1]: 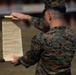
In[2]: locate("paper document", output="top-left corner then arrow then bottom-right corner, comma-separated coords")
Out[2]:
2,19 -> 23,61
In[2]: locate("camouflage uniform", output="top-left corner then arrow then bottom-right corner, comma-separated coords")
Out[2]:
30,17 -> 50,32
17,0 -> 76,75
18,26 -> 76,75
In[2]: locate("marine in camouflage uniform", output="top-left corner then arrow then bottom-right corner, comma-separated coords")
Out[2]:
15,0 -> 76,75
18,25 -> 76,75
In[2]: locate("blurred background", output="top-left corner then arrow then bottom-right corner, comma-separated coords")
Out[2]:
0,0 -> 76,75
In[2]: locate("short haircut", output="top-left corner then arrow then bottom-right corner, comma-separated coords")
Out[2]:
46,9 -> 65,19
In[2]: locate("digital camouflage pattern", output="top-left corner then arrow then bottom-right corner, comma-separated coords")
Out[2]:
18,0 -> 74,75
30,17 -> 50,32
44,0 -> 66,13
45,0 -> 65,8
19,26 -> 76,75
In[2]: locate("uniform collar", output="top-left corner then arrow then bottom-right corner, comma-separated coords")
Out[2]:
50,26 -> 68,31
46,26 -> 69,34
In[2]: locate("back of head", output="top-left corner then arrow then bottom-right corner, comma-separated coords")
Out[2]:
46,9 -> 64,20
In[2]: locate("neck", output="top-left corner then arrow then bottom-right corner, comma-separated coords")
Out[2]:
49,19 -> 64,29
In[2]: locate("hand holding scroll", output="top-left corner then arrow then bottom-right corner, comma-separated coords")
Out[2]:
11,12 -> 32,21
11,56 -> 20,66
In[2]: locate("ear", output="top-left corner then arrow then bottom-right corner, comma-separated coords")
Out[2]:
48,12 -> 52,21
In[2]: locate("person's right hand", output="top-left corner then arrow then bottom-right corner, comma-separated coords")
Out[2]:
11,56 -> 20,66
11,12 -> 32,21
